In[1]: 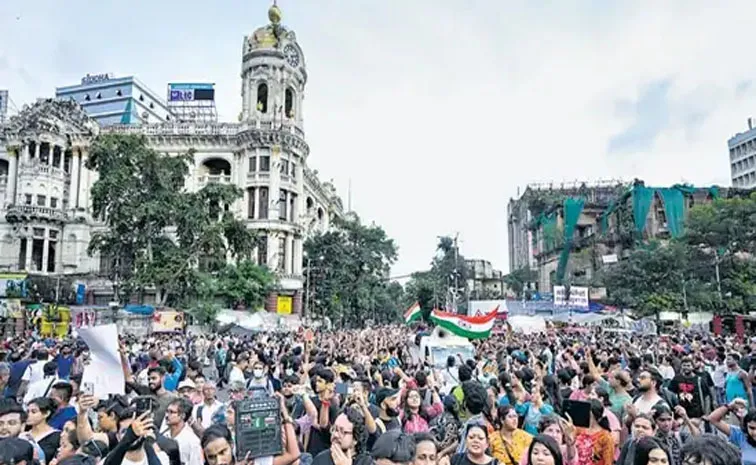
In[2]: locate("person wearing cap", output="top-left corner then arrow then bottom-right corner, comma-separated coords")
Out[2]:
178,379 -> 202,405
375,387 -> 402,434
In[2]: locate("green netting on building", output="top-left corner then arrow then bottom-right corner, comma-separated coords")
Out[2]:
657,187 -> 685,238
555,197 -> 585,284
632,186 -> 655,233
541,213 -> 558,252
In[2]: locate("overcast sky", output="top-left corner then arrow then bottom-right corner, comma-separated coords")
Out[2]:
1,1 -> 752,278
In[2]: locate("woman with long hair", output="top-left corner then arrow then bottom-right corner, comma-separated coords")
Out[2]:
25,397 -> 61,463
652,405 -> 699,465
490,405 -> 533,465
402,388 -> 443,434
632,437 -> 671,465
451,424 -> 497,465
516,416 -> 577,465
541,377 -> 564,416
706,399 -> 756,465
524,435 -> 564,465
617,414 -> 657,465
574,399 -> 614,465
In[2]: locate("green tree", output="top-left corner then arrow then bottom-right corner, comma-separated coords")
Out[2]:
503,267 -> 537,299
304,215 -> 399,326
604,240 -> 688,317
87,134 -> 259,306
405,236 -> 467,314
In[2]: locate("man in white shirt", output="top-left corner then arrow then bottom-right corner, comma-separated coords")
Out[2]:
23,361 -> 59,406
165,398 -> 203,465
228,352 -> 250,386
191,381 -> 223,429
21,350 -> 49,387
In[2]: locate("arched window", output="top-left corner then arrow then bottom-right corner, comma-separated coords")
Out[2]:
257,83 -> 268,113
285,88 -> 294,118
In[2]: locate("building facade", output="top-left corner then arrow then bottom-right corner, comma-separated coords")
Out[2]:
728,118 -> 756,189
0,4 -> 342,312
56,74 -> 172,127
465,259 -> 512,299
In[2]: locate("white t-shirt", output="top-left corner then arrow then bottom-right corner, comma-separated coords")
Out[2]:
22,361 -> 45,384
170,425 -> 203,465
634,393 -> 663,414
228,366 -> 246,385
192,400 -> 224,429
23,376 -> 60,405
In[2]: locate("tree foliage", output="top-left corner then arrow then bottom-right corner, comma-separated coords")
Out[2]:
404,236 -> 468,316
605,193 -> 756,316
303,215 -> 399,326
503,267 -> 538,299
87,134 -> 270,308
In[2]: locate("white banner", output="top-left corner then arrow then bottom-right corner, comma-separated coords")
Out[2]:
553,286 -> 589,308
467,300 -> 508,317
80,324 -> 125,398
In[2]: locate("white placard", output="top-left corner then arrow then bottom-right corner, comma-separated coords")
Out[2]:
553,285 -> 589,308
79,324 -> 125,398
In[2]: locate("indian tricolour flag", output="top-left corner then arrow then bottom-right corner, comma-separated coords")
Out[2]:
430,307 -> 498,340
404,302 -> 422,324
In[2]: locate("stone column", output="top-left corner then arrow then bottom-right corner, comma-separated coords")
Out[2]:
267,233 -> 278,270
24,238 -> 32,271
253,187 -> 260,220
34,143 -> 40,160
234,152 -> 244,216
284,233 -> 293,275
268,148 -> 281,220
293,237 -> 303,275
41,238 -> 49,273
69,149 -> 81,209
295,163 -> 305,223
78,150 -> 90,211
241,75 -> 249,120
23,144 -> 30,164
7,150 -> 18,205
58,148 -> 64,170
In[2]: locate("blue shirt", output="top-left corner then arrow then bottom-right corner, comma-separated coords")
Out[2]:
48,406 -> 77,430
56,355 -> 74,380
163,358 -> 184,392
729,425 -> 756,465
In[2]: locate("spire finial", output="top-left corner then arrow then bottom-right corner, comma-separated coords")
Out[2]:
269,0 -> 282,25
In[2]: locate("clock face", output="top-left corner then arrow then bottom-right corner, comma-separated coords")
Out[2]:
283,44 -> 300,67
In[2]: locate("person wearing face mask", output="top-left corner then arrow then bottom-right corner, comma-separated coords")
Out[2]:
246,361 -> 274,395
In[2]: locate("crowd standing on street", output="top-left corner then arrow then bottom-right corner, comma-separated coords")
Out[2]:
0,323 -> 749,465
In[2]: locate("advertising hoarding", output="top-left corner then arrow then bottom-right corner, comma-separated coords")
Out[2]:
168,83 -> 215,102
553,285 -> 589,308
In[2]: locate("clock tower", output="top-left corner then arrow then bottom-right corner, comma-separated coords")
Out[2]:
241,1 -> 307,126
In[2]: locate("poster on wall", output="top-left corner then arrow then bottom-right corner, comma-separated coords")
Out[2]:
277,296 -> 292,315
152,311 -> 185,333
0,299 -> 23,318
0,274 -> 27,298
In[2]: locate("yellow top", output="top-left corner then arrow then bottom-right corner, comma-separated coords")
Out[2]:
489,429 -> 533,465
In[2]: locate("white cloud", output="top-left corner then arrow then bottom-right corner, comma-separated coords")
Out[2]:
1,0 -> 755,278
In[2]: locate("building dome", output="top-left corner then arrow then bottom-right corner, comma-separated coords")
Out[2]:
248,2 -> 288,50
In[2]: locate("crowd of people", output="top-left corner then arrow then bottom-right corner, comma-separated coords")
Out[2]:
0,323 -> 750,465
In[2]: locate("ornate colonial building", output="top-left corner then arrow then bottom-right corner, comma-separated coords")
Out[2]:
0,4 -> 342,312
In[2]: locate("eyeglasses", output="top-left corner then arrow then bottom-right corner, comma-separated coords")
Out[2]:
331,426 -> 354,436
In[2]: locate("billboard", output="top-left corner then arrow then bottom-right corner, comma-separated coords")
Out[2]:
152,311 -> 185,332
168,83 -> 215,102
0,273 -> 27,298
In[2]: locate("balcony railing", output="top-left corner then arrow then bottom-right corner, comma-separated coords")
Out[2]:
197,174 -> 233,185
6,204 -> 68,222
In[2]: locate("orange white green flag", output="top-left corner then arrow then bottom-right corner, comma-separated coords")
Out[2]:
404,302 -> 422,324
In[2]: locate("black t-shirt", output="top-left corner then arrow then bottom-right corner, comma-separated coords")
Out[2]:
366,415 -> 401,451
307,397 -> 339,456
312,450 -> 373,465
669,374 -> 705,418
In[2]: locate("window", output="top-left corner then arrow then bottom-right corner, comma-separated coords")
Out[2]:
36,195 -> 46,207
49,230 -> 58,240
285,88 -> 294,117
259,187 -> 269,219
149,102 -> 155,109
18,239 -> 27,270
84,94 -> 91,101
257,83 -> 268,113
33,228 -> 45,237
139,95 -> 144,102
50,197 -> 58,209
116,89 -> 123,97
259,156 -> 270,172
31,239 -> 44,271
280,159 -> 289,175
47,240 -> 56,273
279,189 -> 287,220
257,234 -> 268,267
25,194 -> 32,205
277,237 -> 286,272
249,156 -> 257,172
96,92 -> 102,100
291,162 -> 296,178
